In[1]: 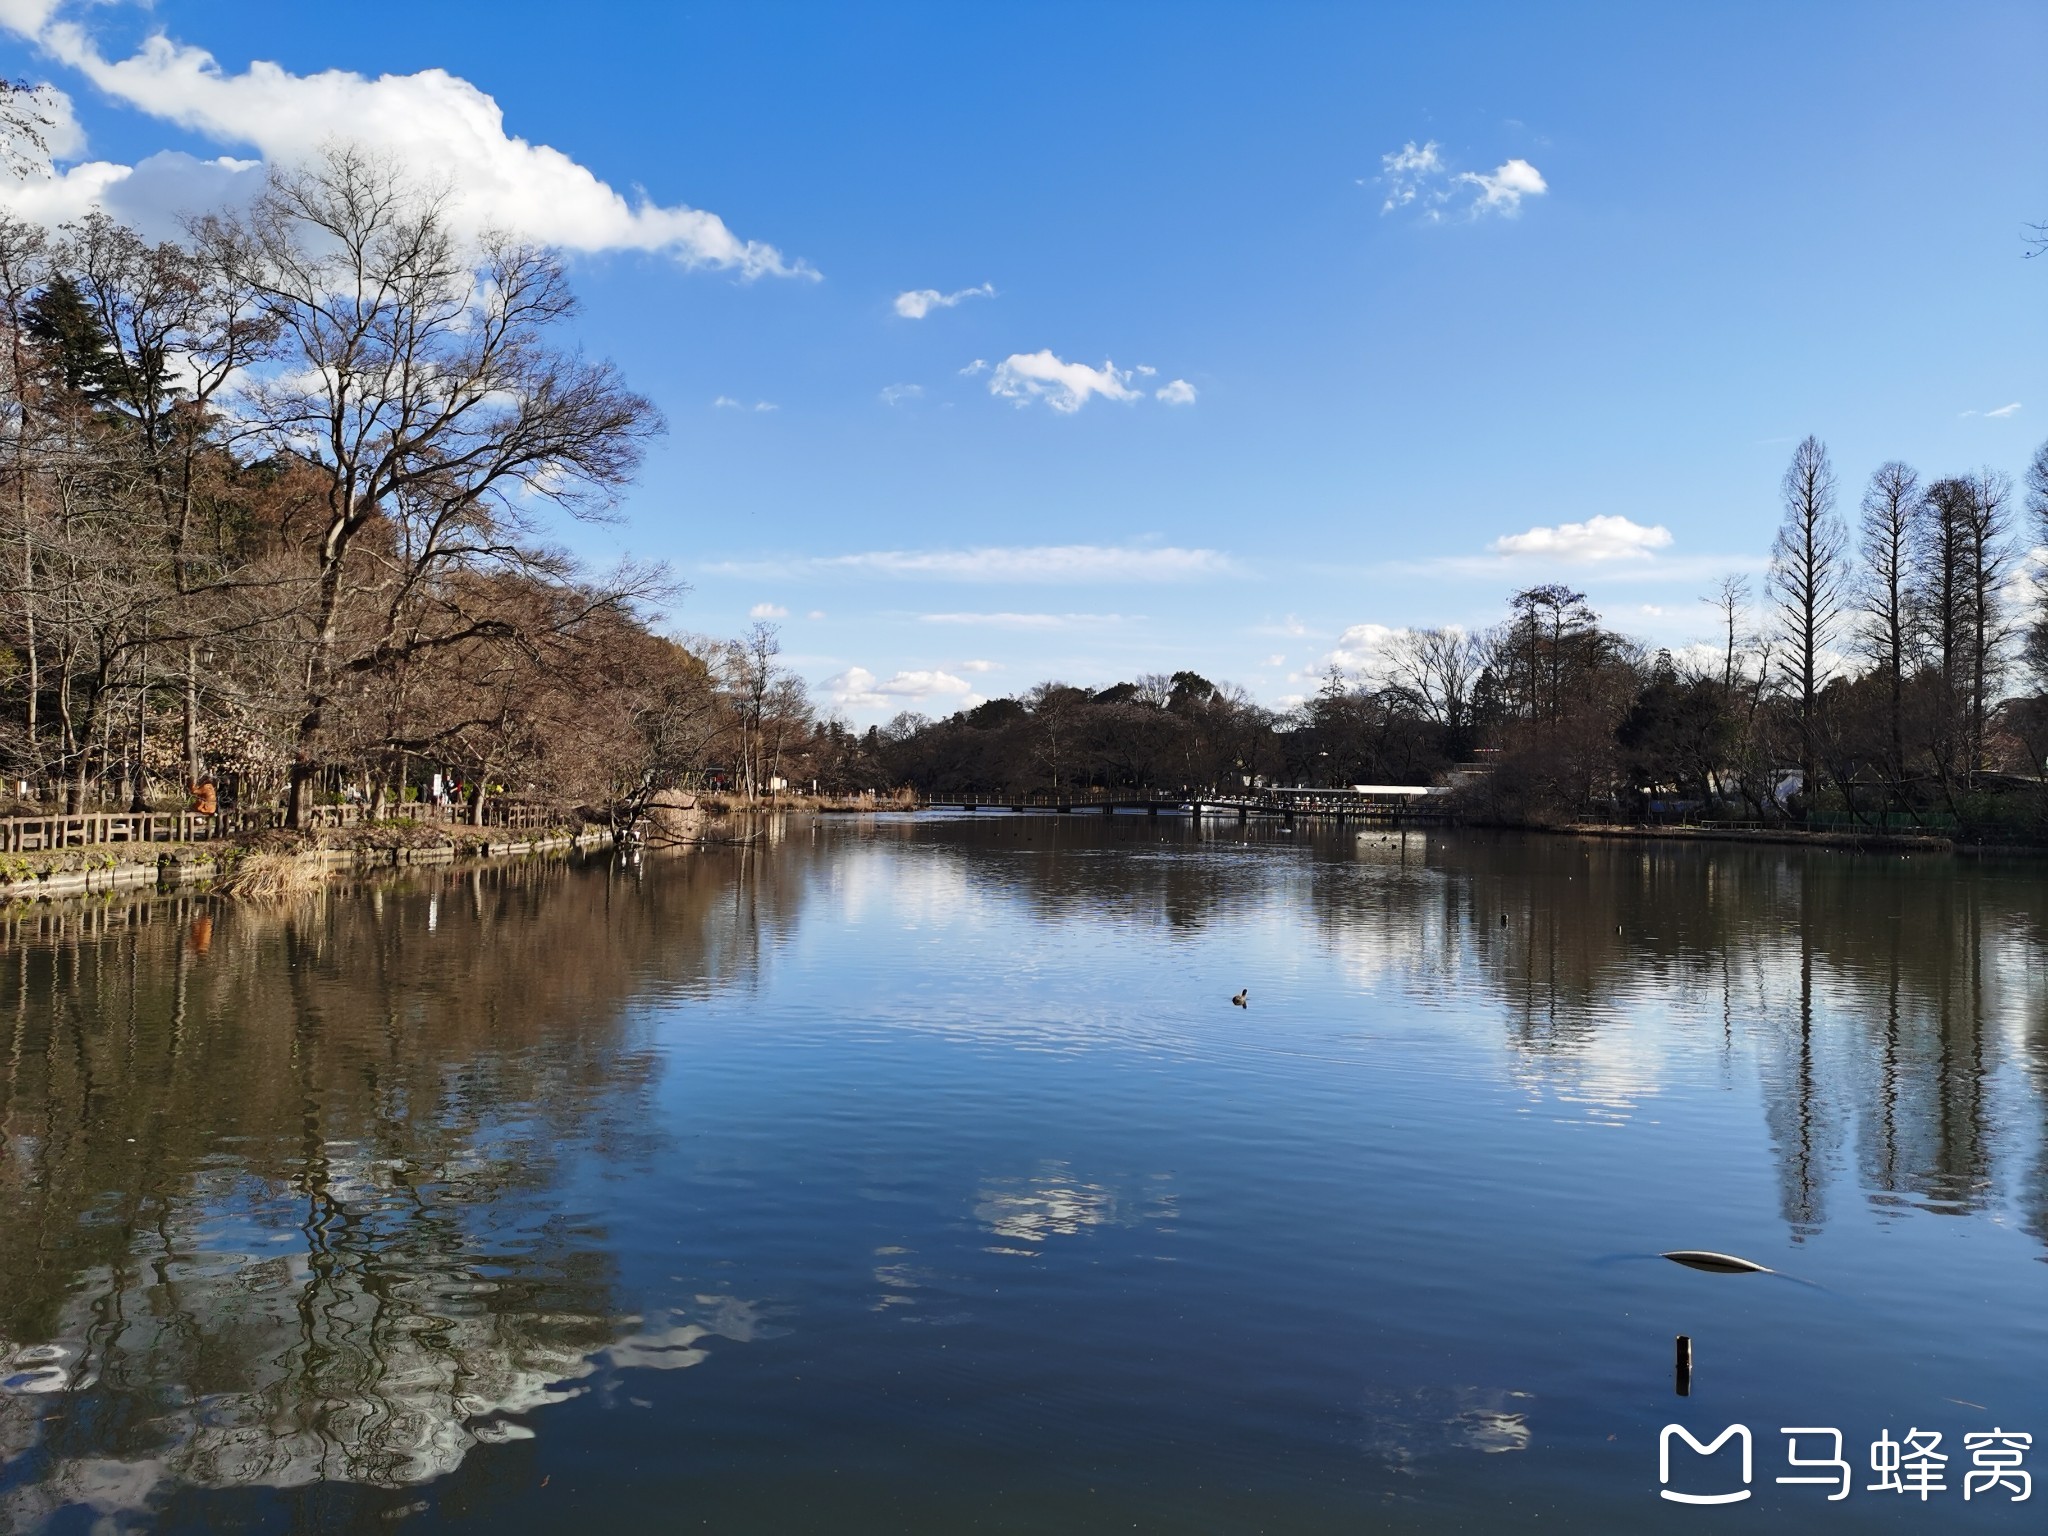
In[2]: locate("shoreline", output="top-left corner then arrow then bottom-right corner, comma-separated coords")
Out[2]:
0,826 -> 617,904
5,810 -> 2037,906
1553,821 -> 1954,853
898,803 -> 2046,855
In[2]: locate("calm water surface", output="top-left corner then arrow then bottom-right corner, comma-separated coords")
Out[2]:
1,817 -> 2044,1532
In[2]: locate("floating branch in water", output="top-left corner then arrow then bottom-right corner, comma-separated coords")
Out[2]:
1662,1250 -> 1771,1275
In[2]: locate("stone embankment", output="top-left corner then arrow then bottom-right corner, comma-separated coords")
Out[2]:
0,824 -> 615,903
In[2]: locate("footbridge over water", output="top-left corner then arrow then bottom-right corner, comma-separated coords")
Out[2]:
920,785 -> 1453,825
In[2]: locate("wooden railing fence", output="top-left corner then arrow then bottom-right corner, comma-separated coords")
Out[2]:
0,799 -> 564,853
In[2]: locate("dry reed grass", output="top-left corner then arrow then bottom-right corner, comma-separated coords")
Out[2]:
216,847 -> 328,900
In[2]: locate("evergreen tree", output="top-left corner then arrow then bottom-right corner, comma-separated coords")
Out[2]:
23,271 -> 115,399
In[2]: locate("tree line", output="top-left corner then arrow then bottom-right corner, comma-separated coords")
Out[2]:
1,143 -> 2042,834
873,434 -> 2048,834
0,148 -> 828,827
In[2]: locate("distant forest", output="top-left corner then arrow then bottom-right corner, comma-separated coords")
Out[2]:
863,435 -> 2048,835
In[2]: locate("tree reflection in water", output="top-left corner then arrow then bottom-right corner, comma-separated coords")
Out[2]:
1,819 -> 2044,1527
878,818 -> 2048,1250
0,848 -> 796,1524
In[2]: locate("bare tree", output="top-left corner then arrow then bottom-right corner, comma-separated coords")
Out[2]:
1389,626 -> 1479,746
1961,470 -> 2014,779
719,621 -> 784,799
67,212 -> 280,785
231,147 -> 660,825
0,79 -> 56,181
1488,585 -> 1599,724
0,213 -> 50,773
1857,461 -> 1920,794
2028,438 -> 2048,687
1023,681 -> 1085,790
1768,436 -> 1847,798
1130,672 -> 1173,710
1919,476 -> 1976,788
1704,574 -> 1754,693
763,673 -> 810,797
1912,473 -> 2015,787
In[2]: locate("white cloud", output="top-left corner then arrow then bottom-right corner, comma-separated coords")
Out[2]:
748,602 -> 789,619
1377,138 -> 1547,222
919,612 -> 1128,629
1378,140 -> 1447,213
1250,616 -> 1310,638
704,544 -> 1227,584
959,358 -> 989,376
0,151 -> 158,226
989,351 -> 1140,413
0,68 -> 260,227
957,659 -> 999,672
806,609 -> 827,620
879,383 -> 923,406
1264,653 -> 1286,667
712,396 -> 777,411
0,10 -> 813,277
1985,402 -> 2022,419
820,544 -> 1228,581
893,282 -> 994,319
1155,378 -> 1197,405
1460,158 -> 1547,214
823,665 -> 982,712
0,0 -> 62,38
1489,515 -> 1672,563
1319,622 -> 1409,684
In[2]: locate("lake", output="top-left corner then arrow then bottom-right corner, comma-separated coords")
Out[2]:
2,816 -> 2044,1532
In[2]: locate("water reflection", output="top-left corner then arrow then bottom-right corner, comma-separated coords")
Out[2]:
0,851 -> 793,1523
1360,1386 -> 1537,1471
900,819 -> 2047,1247
603,1296 -> 781,1372
0,821 -> 2043,1529
975,1166 -> 1121,1247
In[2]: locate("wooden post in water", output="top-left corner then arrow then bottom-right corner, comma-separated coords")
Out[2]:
1675,1335 -> 1692,1396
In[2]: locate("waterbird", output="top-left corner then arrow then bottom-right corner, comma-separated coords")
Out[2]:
1231,989 -> 1248,1008
1662,1249 -> 1771,1275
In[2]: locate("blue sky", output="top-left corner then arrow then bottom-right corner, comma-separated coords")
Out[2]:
2,1 -> 2043,721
